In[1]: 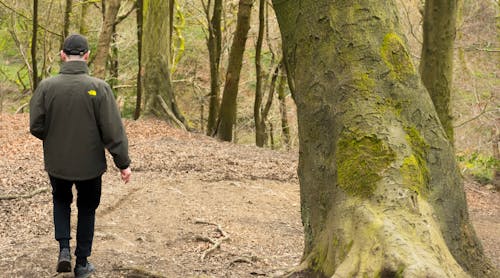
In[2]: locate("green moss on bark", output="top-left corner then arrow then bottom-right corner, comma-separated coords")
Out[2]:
336,132 -> 395,198
380,33 -> 415,81
401,126 -> 430,197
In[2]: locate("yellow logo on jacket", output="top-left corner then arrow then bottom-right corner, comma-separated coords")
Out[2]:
88,90 -> 97,96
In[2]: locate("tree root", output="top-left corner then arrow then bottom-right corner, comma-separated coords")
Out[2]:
194,219 -> 230,261
113,265 -> 167,278
0,187 -> 48,201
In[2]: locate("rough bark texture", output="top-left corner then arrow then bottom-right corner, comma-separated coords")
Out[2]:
206,0 -> 223,135
420,0 -> 457,144
93,0 -> 121,79
141,0 -> 186,128
272,0 -> 498,277
215,0 -> 254,141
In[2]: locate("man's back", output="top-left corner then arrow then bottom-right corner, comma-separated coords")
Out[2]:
30,60 -> 130,180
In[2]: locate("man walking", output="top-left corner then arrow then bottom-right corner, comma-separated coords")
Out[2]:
29,34 -> 131,278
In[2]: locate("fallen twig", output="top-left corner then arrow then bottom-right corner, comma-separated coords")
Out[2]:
194,219 -> 230,261
0,187 -> 49,201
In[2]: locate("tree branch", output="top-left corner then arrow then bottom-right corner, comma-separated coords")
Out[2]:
194,219 -> 230,261
0,0 -> 62,37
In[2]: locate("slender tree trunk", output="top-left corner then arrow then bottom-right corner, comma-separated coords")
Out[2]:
215,0 -> 254,141
277,62 -> 290,149
62,0 -> 73,40
79,0 -> 90,35
272,0 -> 497,277
134,0 -> 143,120
31,0 -> 39,91
254,0 -> 266,147
109,25 -> 119,92
169,0 -> 175,58
141,0 -> 186,128
420,0 -> 458,144
206,0 -> 223,136
93,0 -> 121,79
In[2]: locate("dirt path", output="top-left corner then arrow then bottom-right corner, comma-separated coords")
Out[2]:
0,114 -> 498,277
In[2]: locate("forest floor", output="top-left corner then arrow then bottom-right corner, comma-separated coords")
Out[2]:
0,113 -> 498,278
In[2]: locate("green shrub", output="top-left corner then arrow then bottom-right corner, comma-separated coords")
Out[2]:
457,151 -> 499,185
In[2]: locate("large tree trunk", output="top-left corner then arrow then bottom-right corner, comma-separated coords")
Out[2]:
141,0 -> 186,128
272,0 -> 498,277
215,0 -> 254,141
206,0 -> 223,136
420,0 -> 457,144
93,0 -> 121,79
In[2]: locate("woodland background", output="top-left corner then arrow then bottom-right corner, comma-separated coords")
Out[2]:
0,0 -> 498,187
0,0 -> 499,277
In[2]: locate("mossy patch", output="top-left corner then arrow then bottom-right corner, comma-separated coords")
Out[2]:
336,132 -> 396,198
353,72 -> 376,93
402,126 -> 430,196
380,33 -> 415,81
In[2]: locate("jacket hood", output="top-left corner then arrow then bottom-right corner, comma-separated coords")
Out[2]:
60,61 -> 89,74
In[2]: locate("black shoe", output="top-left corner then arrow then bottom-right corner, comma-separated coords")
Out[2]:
56,248 -> 71,272
74,262 -> 95,278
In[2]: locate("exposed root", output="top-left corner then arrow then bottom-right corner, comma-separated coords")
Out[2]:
194,219 -> 230,261
0,187 -> 48,200
113,265 -> 167,278
229,256 -> 255,267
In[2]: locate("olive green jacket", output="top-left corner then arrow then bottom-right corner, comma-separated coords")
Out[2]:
30,61 -> 130,180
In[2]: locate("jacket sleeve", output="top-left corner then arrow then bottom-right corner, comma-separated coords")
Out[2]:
29,83 -> 46,140
97,84 -> 131,169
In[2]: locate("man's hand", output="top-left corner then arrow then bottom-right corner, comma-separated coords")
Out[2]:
120,167 -> 132,183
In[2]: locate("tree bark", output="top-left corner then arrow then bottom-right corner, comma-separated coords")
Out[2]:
141,0 -> 186,128
93,0 -> 121,79
31,0 -> 39,91
272,0 -> 498,277
420,0 -> 458,144
215,0 -> 254,141
206,0 -> 223,136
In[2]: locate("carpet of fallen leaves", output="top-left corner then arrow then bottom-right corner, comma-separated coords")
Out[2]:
0,113 -> 498,277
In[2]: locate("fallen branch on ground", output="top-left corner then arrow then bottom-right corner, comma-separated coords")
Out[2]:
194,219 -> 230,261
0,187 -> 49,201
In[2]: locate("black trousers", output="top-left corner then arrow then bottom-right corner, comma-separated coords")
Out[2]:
49,175 -> 102,258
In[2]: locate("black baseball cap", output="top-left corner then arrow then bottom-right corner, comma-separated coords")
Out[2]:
62,34 -> 89,55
